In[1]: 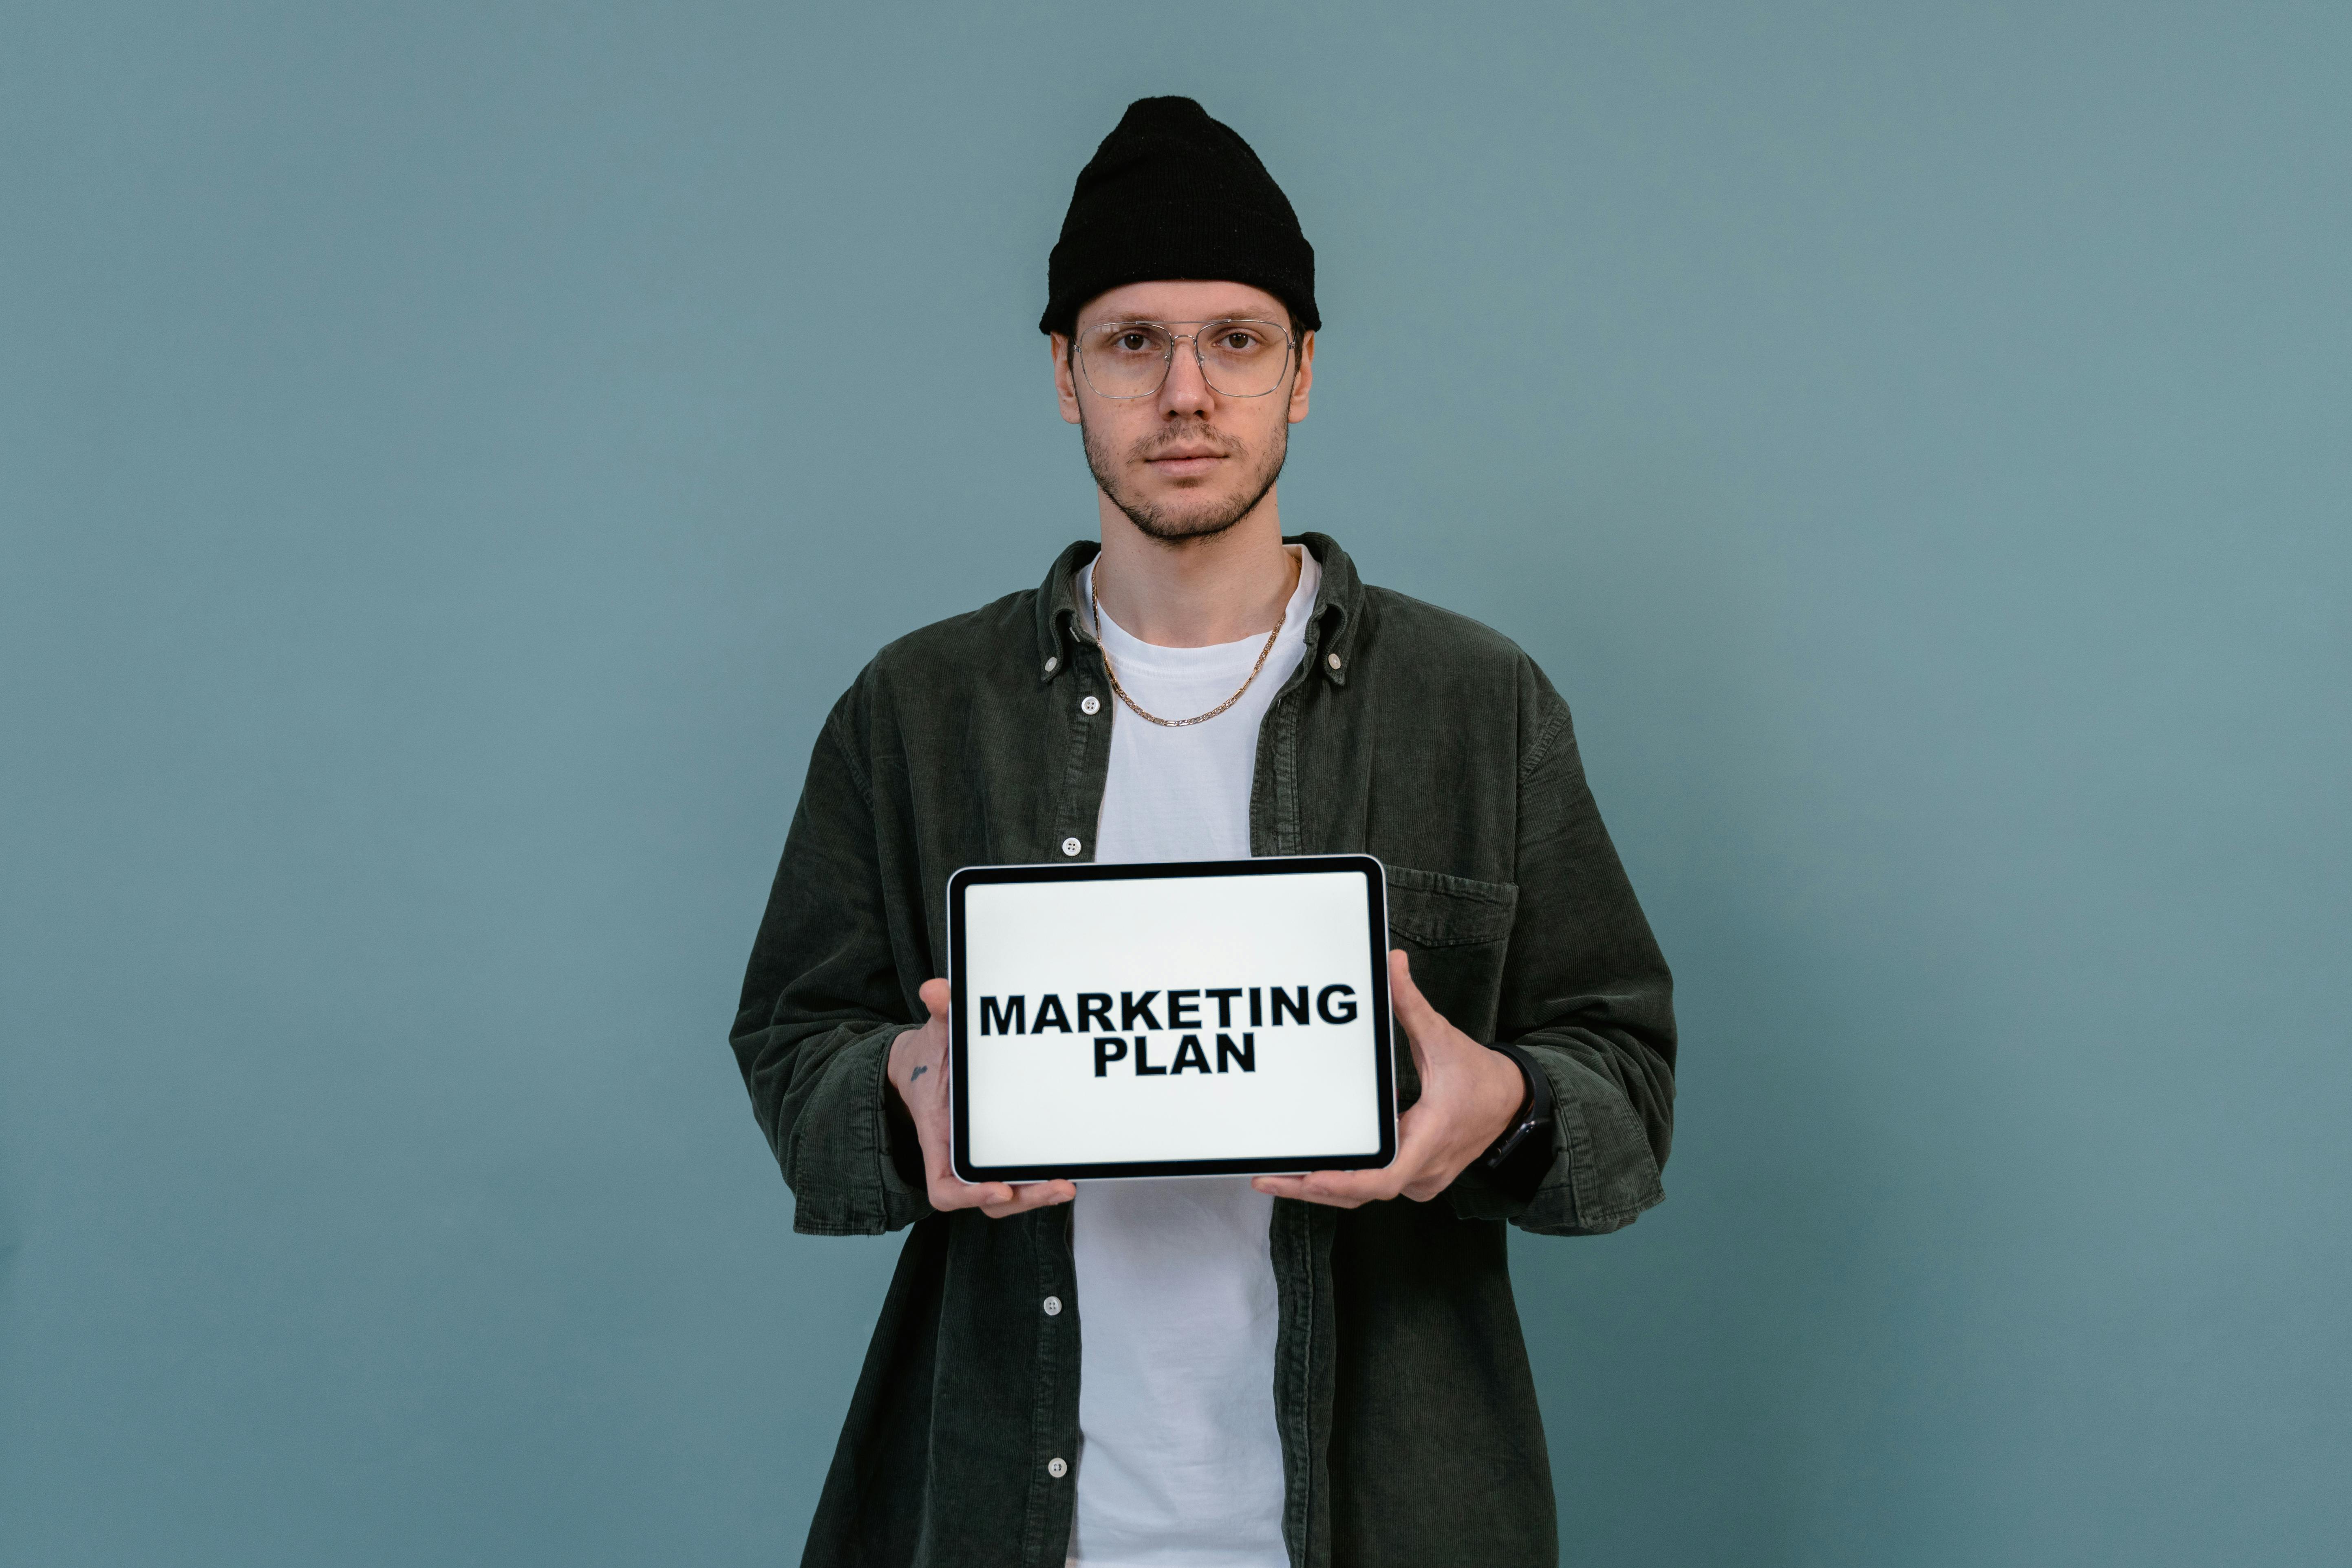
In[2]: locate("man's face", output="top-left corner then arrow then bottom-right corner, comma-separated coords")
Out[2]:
1053,280 -> 1315,545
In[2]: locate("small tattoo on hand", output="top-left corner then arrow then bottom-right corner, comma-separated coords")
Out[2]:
909,1065 -> 929,1083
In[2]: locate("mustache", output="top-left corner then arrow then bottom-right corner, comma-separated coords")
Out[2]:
1131,420 -> 1243,461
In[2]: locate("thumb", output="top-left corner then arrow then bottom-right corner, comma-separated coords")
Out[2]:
919,977 -> 952,1026
1388,949 -> 1437,1038
1387,949 -> 1440,1080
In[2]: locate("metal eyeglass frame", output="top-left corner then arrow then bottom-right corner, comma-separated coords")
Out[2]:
1073,318 -> 1300,400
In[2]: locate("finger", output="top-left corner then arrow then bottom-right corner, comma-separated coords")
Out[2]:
929,1175 -> 1015,1211
1249,1175 -> 1363,1207
910,1093 -> 985,1213
981,1180 -> 1077,1218
918,977 -> 952,1026
1391,1102 -> 1439,1159
1252,1169 -> 1401,1208
1399,1171 -> 1457,1203
1387,949 -> 1440,1037
925,1138 -> 986,1200
1338,1111 -> 1440,1204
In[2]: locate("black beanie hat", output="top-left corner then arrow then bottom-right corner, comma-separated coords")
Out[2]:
1040,97 -> 1318,337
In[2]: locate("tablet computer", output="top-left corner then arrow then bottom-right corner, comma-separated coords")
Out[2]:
947,854 -> 1396,1183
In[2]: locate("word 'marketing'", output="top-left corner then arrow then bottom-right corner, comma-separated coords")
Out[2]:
974,985 -> 1360,1078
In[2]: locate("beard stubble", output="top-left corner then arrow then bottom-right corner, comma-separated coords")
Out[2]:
1081,411 -> 1289,546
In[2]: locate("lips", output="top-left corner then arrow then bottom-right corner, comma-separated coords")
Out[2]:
1134,423 -> 1238,477
1145,453 -> 1226,478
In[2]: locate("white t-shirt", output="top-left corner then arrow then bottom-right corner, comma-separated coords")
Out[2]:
1068,545 -> 1321,1568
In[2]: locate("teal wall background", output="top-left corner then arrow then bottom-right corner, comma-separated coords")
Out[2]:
3,4 -> 2345,1564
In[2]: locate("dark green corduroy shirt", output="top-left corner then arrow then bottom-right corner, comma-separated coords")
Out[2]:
732,534 -> 1676,1568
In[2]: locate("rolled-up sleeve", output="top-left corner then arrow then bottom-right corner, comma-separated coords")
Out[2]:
1454,668 -> 1678,1235
729,689 -> 932,1236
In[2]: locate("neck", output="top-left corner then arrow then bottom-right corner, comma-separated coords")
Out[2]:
1091,489 -> 1298,648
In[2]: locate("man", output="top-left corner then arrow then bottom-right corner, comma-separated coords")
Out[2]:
732,97 -> 1675,1568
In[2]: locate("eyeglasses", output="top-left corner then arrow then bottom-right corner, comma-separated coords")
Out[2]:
1074,318 -> 1297,400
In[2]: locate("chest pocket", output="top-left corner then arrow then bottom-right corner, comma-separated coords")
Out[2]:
1382,866 -> 1518,1107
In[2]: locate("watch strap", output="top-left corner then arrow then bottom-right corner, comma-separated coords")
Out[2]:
1478,1040 -> 1557,1198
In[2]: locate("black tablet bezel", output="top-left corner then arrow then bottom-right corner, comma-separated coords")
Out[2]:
946,853 -> 1396,1183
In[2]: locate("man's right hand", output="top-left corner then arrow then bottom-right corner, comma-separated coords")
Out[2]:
888,977 -> 1077,1220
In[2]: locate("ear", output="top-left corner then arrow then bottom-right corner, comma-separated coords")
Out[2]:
1052,333 -> 1083,425
1287,331 -> 1315,424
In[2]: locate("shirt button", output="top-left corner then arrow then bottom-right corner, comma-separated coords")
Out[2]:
1048,1456 -> 1068,1479
1043,1295 -> 1062,1316
1061,837 -> 1082,857
1327,652 -> 1343,670
1044,655 -> 1059,675
1080,694 -> 1101,715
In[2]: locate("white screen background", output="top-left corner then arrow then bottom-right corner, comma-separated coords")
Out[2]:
957,868 -> 1386,1172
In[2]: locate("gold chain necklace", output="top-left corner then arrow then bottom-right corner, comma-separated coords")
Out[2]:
1088,558 -> 1290,729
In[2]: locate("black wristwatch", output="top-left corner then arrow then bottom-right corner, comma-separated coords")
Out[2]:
1478,1041 -> 1556,1198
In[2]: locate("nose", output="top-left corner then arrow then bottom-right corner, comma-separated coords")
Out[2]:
1156,331 -> 1215,419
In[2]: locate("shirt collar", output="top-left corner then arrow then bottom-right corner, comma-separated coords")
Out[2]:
1033,531 -> 1361,688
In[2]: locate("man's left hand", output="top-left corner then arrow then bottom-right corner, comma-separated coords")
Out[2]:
1253,949 -> 1532,1208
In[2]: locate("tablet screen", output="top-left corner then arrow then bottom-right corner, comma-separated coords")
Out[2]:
947,855 -> 1396,1182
